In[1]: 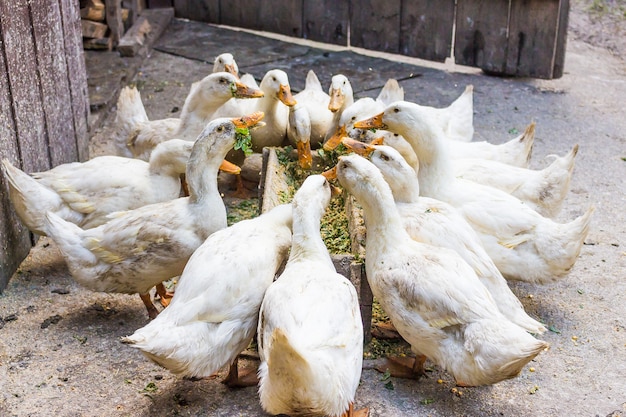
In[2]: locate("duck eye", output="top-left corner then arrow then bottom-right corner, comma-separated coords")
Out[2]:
394,133 -> 399,137
393,108 -> 400,113
272,77 -> 277,82
217,126 -> 224,132
380,154 -> 389,161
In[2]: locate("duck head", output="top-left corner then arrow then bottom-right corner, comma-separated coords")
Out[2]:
260,69 -> 297,106
212,53 -> 239,77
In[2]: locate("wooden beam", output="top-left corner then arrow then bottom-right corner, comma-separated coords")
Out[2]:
105,0 -> 124,45
31,0 -> 78,165
350,0 -> 402,53
303,0 -> 349,45
59,0 -> 91,162
400,0 -> 455,63
81,18 -> 108,38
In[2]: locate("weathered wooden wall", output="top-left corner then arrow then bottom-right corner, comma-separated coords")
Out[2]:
165,0 -> 568,79
0,0 -> 90,291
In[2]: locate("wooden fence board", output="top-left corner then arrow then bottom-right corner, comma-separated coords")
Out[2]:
257,0 -> 302,38
0,0 -> 49,173
0,27 -> 31,292
186,0 -> 219,23
59,0 -> 90,162
350,0 -> 401,53
219,0 -> 260,30
400,0 -> 455,62
31,1 -> 78,166
552,0 -> 569,78
454,0 -> 510,73
505,0 -> 561,78
302,0 -> 349,45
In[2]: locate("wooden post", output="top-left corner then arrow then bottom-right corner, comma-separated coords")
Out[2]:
105,0 -> 124,46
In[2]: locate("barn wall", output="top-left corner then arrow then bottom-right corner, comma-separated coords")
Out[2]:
0,0 -> 89,290
169,0 -> 569,79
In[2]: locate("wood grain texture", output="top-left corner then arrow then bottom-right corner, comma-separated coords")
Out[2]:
454,0 -> 510,73
0,0 -> 50,173
187,0 -> 219,23
31,0 -> 78,166
350,0 -> 402,53
552,0 -> 569,78
506,0 -> 561,78
400,0 -> 455,62
59,0 -> 91,162
219,0 -> 260,30
0,3 -> 33,290
303,0 -> 349,45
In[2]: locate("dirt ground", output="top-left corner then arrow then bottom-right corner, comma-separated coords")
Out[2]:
1,2 -> 625,417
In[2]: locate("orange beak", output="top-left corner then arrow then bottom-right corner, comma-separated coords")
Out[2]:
323,125 -> 347,152
232,81 -> 264,99
278,84 -> 297,106
328,88 -> 344,112
370,137 -> 385,146
231,111 -> 265,129
224,63 -> 238,77
218,159 -> 242,175
341,137 -> 376,157
353,112 -> 386,130
321,165 -> 337,180
296,139 -> 312,170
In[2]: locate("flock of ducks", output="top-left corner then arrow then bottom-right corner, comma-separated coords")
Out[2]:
1,52 -> 594,417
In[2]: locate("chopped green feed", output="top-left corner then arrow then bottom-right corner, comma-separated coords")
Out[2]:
275,146 -> 351,254
226,199 -> 259,226
234,127 -> 253,156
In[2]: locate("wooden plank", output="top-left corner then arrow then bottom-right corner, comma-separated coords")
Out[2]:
105,0 -> 124,45
505,0 -> 561,78
454,0 -> 510,73
0,4 -> 36,290
117,15 -> 152,56
257,0 -> 302,38
31,0 -> 78,166
172,0 -> 188,18
186,0 -> 219,24
220,0 -> 262,31
350,0 -> 401,53
0,0 -> 49,173
400,0 -> 455,62
148,0 -> 173,7
59,0 -> 91,162
552,0 -> 569,78
302,0 -> 349,45
81,19 -> 108,38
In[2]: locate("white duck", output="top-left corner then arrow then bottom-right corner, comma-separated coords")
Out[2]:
212,52 -> 239,76
382,132 -> 578,218
342,139 -> 546,334
290,70 -> 333,149
326,74 -> 355,143
324,77 -> 403,150
2,139 -> 193,236
113,72 -> 263,161
257,175 -> 367,417
286,103 -> 313,169
42,113 -> 264,319
355,102 -> 594,284
331,154 -> 549,386
122,202 -> 292,386
446,121 -> 534,167
454,144 -> 579,218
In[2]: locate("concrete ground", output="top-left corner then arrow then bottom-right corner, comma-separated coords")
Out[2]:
1,8 -> 625,417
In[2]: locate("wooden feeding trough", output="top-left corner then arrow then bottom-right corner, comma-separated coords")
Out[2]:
259,147 -> 374,341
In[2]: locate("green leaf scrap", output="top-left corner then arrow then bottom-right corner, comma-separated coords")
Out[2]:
235,127 -> 253,156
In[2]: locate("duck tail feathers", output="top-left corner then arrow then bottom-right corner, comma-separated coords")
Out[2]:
377,79 -> 404,105
305,69 -> 323,91
113,86 -> 149,157
2,159 -> 66,236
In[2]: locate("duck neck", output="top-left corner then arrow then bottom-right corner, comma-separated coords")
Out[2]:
148,140 -> 189,178
287,202 -> 333,268
177,87 -> 227,139
185,141 -> 223,206
357,182 -> 407,249
391,176 -> 420,204
399,121 -> 454,198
